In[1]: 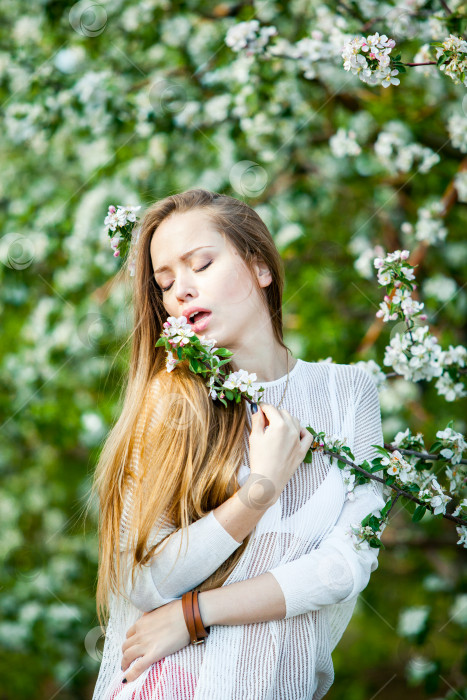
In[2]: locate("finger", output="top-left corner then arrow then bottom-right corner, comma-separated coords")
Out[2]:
121,643 -> 145,671
256,403 -> 284,426
299,427 -> 314,454
122,654 -> 154,684
277,409 -> 300,433
251,403 -> 266,429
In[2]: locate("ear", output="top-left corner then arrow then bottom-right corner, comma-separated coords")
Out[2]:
252,256 -> 272,288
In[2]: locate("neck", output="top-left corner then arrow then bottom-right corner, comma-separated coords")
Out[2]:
229,343 -> 296,383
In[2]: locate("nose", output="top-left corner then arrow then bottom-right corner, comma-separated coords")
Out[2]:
174,271 -> 199,304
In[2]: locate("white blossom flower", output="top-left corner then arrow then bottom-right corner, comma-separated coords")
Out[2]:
397,605 -> 430,637
345,521 -> 383,550
392,427 -> 411,447
400,296 -> 424,317
166,351 -> 180,373
342,33 -> 399,88
329,128 -> 362,157
162,315 -> 196,346
353,360 -> 387,388
376,300 -> 399,322
223,369 -> 258,398
422,275 -> 457,303
440,345 -> 467,368
445,465 -> 464,494
435,372 -> 467,402
426,477 -> 452,515
225,20 -> 277,55
447,113 -> 467,153
381,449 -> 417,484
434,34 -> 467,87
341,467 -> 356,500
384,325 -> 444,382
436,426 -> 467,464
456,526 -> 467,548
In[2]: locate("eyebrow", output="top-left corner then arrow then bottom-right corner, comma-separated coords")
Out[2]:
154,246 -> 216,275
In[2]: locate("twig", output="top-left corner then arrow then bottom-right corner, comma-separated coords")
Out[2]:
318,446 -> 467,527
439,0 -> 452,15
384,442 -> 467,466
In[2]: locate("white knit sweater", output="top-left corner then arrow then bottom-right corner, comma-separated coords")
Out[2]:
92,359 -> 388,700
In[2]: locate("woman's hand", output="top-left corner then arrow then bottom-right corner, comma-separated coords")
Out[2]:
121,599 -> 191,683
248,404 -> 313,505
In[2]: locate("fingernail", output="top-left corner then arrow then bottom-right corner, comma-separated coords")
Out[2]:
122,678 -> 127,684
251,403 -> 258,414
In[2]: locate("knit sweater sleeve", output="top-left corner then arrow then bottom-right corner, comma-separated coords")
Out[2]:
124,511 -> 243,613
268,367 -> 387,620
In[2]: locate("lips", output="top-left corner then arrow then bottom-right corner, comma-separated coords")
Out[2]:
183,308 -> 211,324
188,311 -> 212,332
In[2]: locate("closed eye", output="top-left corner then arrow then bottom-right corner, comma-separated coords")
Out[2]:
160,260 -> 213,293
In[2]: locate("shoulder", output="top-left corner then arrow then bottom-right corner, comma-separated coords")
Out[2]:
298,359 -> 365,382
311,361 -> 379,403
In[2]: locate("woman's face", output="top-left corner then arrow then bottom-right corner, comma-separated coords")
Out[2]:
150,208 -> 272,350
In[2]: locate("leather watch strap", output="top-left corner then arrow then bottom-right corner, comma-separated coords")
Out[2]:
182,589 -> 210,645
182,590 -> 198,644
192,590 -> 210,642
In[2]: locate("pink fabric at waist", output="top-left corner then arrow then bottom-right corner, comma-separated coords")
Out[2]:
110,659 -> 197,700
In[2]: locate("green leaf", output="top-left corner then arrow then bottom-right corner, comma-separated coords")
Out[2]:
371,445 -> 391,457
216,358 -> 231,368
224,389 -> 234,400
177,347 -> 183,360
404,498 -> 417,515
428,440 -> 442,452
214,348 -> 233,357
412,504 -> 427,522
381,498 -> 394,517
361,513 -> 379,528
303,451 -> 313,464
370,464 -> 385,473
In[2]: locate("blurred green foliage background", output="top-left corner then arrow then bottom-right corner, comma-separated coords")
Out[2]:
0,0 -> 466,698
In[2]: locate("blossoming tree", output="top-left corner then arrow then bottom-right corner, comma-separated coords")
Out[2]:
0,0 -> 466,697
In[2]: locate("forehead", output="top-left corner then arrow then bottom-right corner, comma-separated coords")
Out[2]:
150,209 -> 227,267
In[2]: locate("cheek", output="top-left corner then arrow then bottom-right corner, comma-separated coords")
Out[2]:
212,261 -> 257,308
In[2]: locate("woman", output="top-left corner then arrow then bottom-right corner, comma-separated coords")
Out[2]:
90,188 -> 387,700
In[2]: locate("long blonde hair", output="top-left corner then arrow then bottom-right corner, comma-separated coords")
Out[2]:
88,188 -> 289,629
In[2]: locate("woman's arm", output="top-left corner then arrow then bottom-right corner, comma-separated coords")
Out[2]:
125,473 -> 275,612
197,483 -> 385,626
199,571 -> 287,626
199,368 -> 387,624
